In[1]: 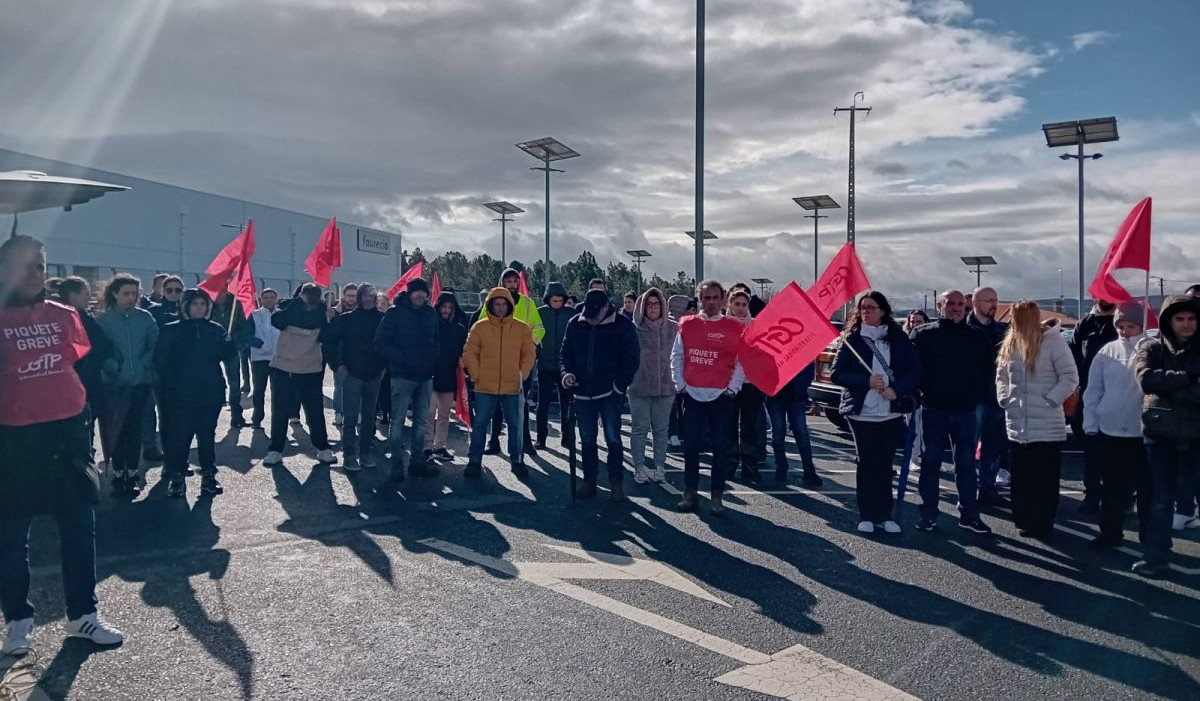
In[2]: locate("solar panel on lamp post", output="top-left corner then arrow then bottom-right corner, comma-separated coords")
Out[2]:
517,137 -> 580,292
960,255 -> 997,289
751,277 -> 773,298
685,231 -> 717,281
483,201 -> 524,264
626,249 -> 652,294
793,195 -> 841,285
1041,116 -> 1117,320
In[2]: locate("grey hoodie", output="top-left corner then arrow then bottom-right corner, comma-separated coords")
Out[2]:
629,288 -> 678,397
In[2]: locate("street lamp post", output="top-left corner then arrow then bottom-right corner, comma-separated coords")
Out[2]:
517,137 -> 580,293
626,249 -> 652,294
483,201 -> 524,264
685,230 -> 717,283
792,195 -> 841,285
695,0 -> 705,283
1042,116 -> 1118,320
751,277 -> 773,298
960,256 -> 997,289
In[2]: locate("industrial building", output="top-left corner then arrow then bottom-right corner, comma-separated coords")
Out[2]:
0,148 -> 402,295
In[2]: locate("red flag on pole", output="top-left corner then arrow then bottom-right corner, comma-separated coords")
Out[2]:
230,256 -> 257,319
518,270 -> 530,298
1088,197 -> 1151,304
738,281 -> 840,396
386,260 -> 425,300
199,220 -> 256,300
454,365 -> 472,429
807,242 -> 871,319
304,217 -> 342,287
432,272 -> 442,300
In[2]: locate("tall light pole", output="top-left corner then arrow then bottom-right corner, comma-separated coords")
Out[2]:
627,249 -> 652,294
834,93 -> 871,244
517,137 -> 580,293
1042,116 -> 1118,320
695,0 -> 705,282
792,195 -> 840,284
1057,267 -> 1064,301
961,256 -> 997,289
483,201 -> 524,264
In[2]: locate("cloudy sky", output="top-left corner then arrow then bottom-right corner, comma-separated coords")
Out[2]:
1,0 -> 1196,308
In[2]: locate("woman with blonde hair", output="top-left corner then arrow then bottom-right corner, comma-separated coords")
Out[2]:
996,300 -> 1078,539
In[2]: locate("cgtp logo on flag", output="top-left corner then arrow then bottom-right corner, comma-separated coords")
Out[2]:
746,318 -> 807,356
815,267 -> 850,303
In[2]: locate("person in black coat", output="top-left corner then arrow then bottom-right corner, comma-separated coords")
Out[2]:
535,282 -> 575,448
426,291 -> 468,461
154,288 -> 236,498
832,291 -> 922,533
560,290 -> 641,500
324,283 -> 386,469
55,277 -> 113,426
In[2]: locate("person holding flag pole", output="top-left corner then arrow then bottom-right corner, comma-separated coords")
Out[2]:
831,291 -> 922,535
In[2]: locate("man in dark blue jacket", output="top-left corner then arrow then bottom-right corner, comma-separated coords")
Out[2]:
535,282 -> 574,449
325,284 -> 385,470
561,290 -> 640,500
966,286 -> 1010,505
374,278 -> 439,481
910,290 -> 995,535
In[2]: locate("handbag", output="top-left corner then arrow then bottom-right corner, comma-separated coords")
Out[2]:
1061,387 -> 1081,418
862,336 -> 919,414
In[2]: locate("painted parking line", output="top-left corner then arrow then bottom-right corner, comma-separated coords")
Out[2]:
421,538 -> 921,700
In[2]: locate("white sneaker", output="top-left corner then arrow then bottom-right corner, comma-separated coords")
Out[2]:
262,451 -> 283,466
995,469 -> 1012,487
857,521 -> 875,533
316,449 -> 336,464
651,466 -> 667,483
67,612 -> 124,646
882,520 -> 902,534
668,436 -> 681,448
634,466 -> 651,484
2,618 -> 33,656
1172,513 -> 1199,531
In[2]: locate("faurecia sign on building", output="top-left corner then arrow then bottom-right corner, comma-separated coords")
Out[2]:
357,228 -> 392,255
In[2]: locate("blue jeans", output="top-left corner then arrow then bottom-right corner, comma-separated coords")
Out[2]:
976,402 -> 1007,495
575,394 -> 625,481
342,373 -> 382,458
389,377 -> 432,469
1144,444 -> 1200,564
1,503 -> 98,622
470,392 -> 523,467
918,407 -> 980,522
766,396 -> 816,474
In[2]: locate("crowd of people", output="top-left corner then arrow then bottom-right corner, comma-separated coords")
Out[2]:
1,231 -> 1198,657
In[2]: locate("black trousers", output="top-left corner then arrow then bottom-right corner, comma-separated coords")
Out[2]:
535,372 -> 564,444
849,417 -> 905,522
107,384 -> 149,476
269,370 -> 330,452
683,394 -> 734,496
1010,441 -> 1063,535
163,402 -> 221,478
1096,433 -> 1151,541
222,354 -> 243,419
250,360 -> 272,425
730,385 -> 764,470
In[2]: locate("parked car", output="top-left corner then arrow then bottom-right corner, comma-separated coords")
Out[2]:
807,322 -> 848,431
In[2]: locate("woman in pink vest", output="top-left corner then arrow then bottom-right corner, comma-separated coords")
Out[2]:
671,280 -> 746,515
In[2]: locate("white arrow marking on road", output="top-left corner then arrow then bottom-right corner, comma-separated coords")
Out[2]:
421,538 -> 923,700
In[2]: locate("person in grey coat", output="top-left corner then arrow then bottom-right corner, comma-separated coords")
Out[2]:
628,288 -> 677,484
996,300 -> 1079,540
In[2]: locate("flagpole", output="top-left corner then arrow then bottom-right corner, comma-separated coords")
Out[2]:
1144,268 -> 1151,329
227,298 -> 238,336
840,335 -> 875,374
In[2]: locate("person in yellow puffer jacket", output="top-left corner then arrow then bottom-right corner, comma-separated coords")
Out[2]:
462,287 -> 536,478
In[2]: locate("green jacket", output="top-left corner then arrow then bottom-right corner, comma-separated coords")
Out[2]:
96,306 -> 159,386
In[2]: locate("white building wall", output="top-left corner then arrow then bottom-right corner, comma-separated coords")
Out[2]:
0,148 -> 402,295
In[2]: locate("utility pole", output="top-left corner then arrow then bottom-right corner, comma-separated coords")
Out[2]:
833,92 -> 871,244
694,0 -> 706,282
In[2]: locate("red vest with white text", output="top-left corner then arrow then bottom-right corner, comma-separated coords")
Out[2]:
678,315 -> 743,390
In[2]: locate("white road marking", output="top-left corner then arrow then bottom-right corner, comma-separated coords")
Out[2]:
420,538 -> 922,700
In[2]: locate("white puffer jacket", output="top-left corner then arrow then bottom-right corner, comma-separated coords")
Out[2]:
1082,334 -> 1152,438
996,328 -> 1079,444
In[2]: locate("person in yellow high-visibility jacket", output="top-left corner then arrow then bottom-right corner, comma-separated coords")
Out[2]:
470,268 -> 544,456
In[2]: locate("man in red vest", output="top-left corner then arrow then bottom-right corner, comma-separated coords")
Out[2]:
671,280 -> 745,515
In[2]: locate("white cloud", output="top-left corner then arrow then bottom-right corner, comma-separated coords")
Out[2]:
1070,30 -> 1115,52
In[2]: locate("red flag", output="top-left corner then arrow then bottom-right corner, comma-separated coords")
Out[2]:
199,220 -> 256,300
454,365 -> 472,429
432,272 -> 442,300
519,270 -> 530,298
739,281 -> 839,396
386,260 -> 425,300
1088,197 -> 1151,304
807,242 -> 870,319
230,256 -> 257,319
304,217 -> 342,287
